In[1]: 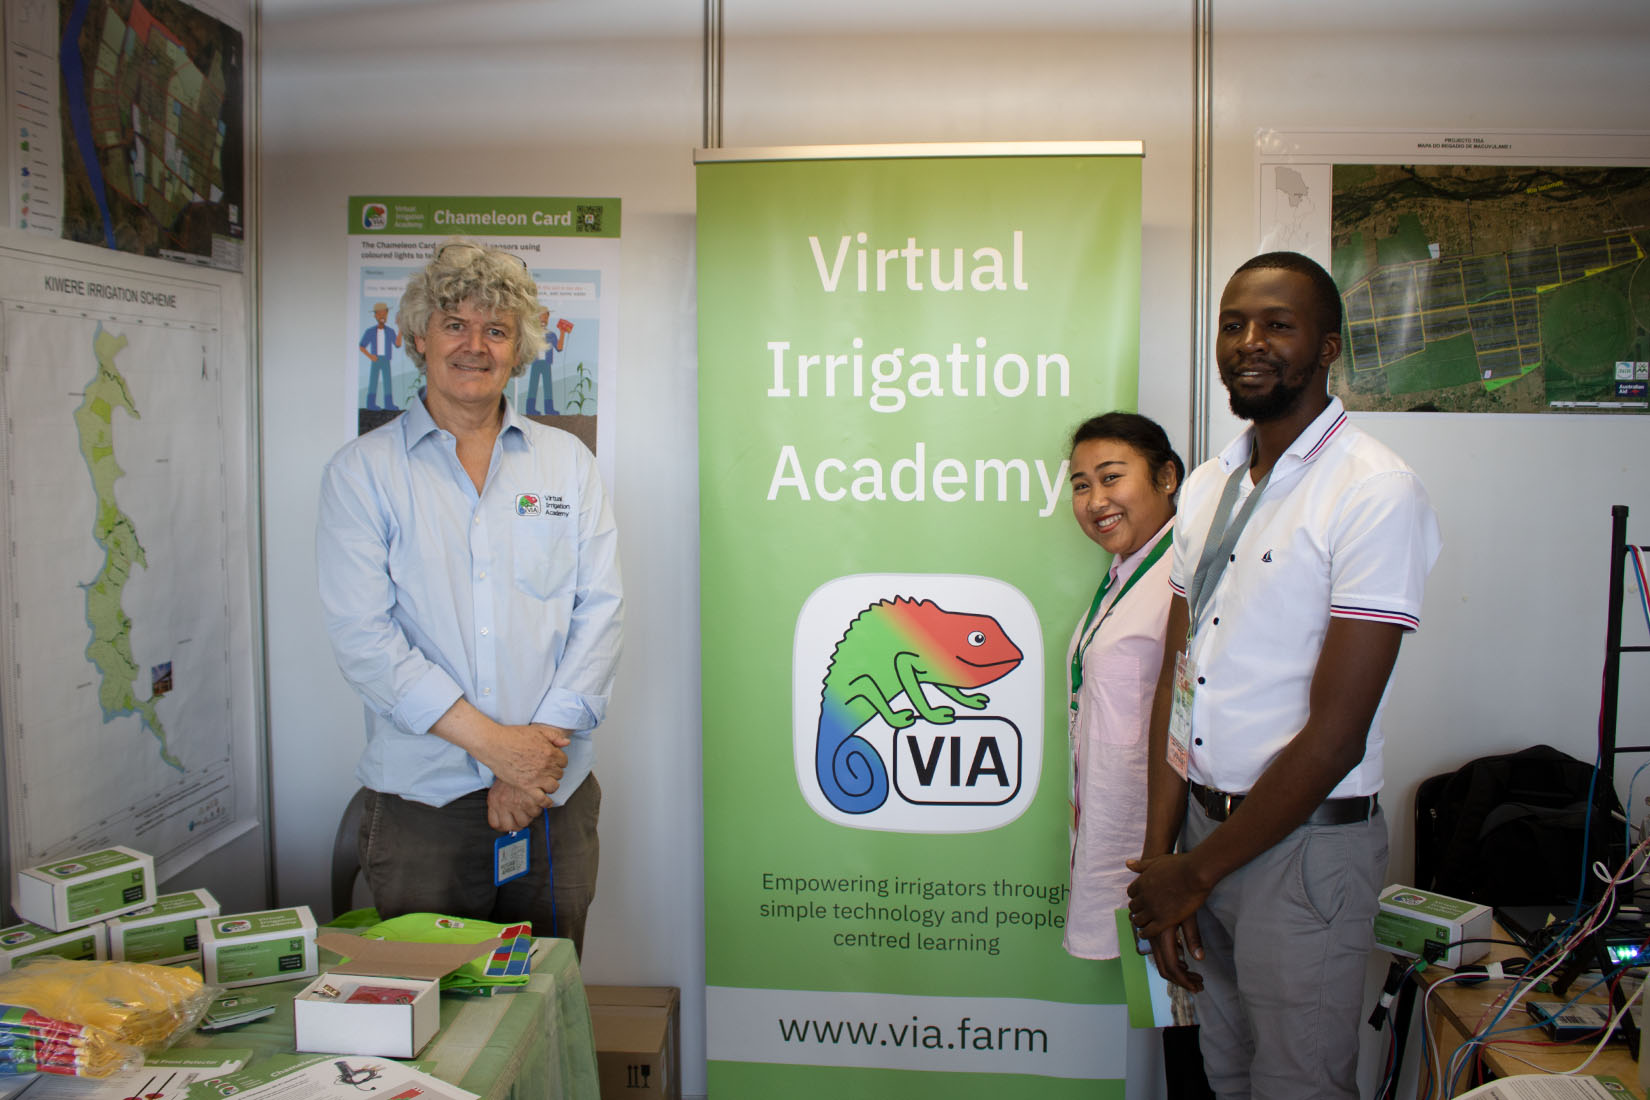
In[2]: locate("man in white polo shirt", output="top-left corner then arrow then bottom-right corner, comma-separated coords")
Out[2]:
1126,251 -> 1440,1099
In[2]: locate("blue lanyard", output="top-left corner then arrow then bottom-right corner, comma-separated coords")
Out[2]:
541,809 -> 557,937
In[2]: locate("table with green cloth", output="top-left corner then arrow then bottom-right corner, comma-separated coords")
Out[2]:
175,936 -> 598,1099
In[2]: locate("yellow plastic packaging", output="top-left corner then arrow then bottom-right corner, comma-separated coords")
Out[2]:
0,958 -> 216,1077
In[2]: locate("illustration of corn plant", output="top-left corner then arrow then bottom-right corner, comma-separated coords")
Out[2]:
564,361 -> 594,413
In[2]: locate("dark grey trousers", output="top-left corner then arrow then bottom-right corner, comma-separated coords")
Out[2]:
359,773 -> 601,957
1183,801 -> 1387,1100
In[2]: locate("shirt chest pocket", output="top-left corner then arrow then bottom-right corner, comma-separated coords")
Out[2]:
1230,530 -> 1331,620
1089,652 -> 1146,746
511,521 -> 578,601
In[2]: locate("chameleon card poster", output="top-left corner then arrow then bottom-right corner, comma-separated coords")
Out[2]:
696,145 -> 1142,1098
343,195 -> 621,490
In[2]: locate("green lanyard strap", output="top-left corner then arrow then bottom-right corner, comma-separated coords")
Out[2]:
1069,528 -> 1174,699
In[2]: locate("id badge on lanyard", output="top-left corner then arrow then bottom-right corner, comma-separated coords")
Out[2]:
494,828 -> 530,885
1174,456 -> 1271,782
1166,637 -> 1195,781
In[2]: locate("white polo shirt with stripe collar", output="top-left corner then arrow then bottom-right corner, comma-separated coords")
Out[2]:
1167,397 -> 1441,799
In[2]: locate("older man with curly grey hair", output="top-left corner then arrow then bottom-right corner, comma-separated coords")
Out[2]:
317,239 -> 623,956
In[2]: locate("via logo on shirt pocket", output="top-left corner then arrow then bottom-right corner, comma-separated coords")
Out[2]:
515,492 -> 571,519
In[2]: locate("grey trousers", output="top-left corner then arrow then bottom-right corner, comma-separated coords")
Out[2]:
1183,800 -> 1386,1100
359,773 -> 601,957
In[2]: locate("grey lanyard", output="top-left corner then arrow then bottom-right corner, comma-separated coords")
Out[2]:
1185,456 -> 1273,626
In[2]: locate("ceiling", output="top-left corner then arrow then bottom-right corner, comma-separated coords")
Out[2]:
256,0 -> 1650,41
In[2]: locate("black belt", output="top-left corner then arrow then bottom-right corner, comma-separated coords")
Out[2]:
1189,781 -> 1378,826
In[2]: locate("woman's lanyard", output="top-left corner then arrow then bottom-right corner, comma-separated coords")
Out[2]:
1068,528 -> 1174,703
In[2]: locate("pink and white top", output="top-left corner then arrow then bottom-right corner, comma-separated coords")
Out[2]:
1064,518 -> 1175,960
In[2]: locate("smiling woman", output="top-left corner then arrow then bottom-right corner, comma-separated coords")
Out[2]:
1062,411 -> 1182,961
1059,411 -> 1208,1092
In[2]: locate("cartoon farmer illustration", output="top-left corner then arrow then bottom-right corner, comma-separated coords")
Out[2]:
358,301 -> 402,411
521,308 -> 571,416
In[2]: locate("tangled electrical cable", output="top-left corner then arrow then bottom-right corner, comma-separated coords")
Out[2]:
1371,826 -> 1650,1100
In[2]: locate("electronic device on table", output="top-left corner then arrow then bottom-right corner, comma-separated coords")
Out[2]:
1527,1000 -> 1643,1043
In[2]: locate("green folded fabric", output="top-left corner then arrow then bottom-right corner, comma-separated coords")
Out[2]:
357,912 -> 533,994
325,907 -> 382,929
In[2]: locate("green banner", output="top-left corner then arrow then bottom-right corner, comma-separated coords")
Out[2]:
698,148 -> 1142,1096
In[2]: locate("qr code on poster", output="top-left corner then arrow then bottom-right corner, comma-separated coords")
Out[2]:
576,205 -> 602,233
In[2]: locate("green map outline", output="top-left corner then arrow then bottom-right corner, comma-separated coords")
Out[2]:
72,324 -> 180,769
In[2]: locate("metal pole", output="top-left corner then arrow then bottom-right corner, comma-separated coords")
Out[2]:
704,0 -> 723,149
1189,0 -> 1213,465
249,0 -> 277,910
1601,506 -> 1628,794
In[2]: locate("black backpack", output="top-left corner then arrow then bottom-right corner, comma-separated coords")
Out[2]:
1413,744 -> 1623,907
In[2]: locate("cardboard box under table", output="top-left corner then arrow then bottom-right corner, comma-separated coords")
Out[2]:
587,985 -> 680,1100
294,932 -> 504,1059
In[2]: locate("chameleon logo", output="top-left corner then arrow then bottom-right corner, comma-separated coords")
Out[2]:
816,597 -> 1023,814
795,574 -> 1042,832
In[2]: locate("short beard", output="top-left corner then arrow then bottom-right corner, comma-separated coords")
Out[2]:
1228,375 -> 1310,422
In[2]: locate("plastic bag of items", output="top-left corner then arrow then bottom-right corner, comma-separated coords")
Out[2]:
0,958 -> 216,1077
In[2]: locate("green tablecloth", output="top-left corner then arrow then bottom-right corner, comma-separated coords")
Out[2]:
179,937 -> 598,1099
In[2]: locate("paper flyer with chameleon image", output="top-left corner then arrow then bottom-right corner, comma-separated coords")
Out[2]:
698,148 -> 1141,1097
344,196 -> 620,487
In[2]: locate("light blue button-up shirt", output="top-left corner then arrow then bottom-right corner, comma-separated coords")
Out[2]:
316,397 -> 622,807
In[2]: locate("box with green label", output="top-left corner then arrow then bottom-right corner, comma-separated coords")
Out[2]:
197,906 -> 317,988
1373,885 -> 1492,968
0,918 -> 106,972
13,846 -> 156,932
106,888 -> 220,966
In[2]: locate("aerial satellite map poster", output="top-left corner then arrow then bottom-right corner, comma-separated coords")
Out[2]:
6,0 -> 246,270
1256,130 -> 1650,414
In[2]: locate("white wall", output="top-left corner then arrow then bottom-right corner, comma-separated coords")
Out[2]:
258,3 -> 1650,1098
256,5 -> 710,1088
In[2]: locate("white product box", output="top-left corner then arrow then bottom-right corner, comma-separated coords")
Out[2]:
14,846 -> 156,932
106,888 -> 220,965
0,919 -> 106,972
1373,884 -> 1493,969
294,973 -> 440,1059
197,906 -> 318,987
292,931 -> 505,1059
